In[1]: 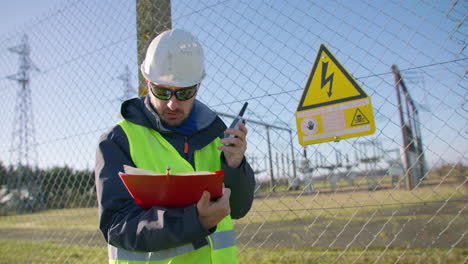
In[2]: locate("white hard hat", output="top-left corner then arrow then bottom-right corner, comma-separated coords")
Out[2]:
140,28 -> 206,87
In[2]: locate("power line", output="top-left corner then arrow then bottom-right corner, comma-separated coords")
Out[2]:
0,0 -> 82,45
4,127 -> 110,152
212,57 -> 467,108
173,0 -> 230,20
41,35 -> 134,75
355,57 -> 467,79
210,89 -> 297,108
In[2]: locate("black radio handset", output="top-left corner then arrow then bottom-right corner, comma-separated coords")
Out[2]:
226,102 -> 248,139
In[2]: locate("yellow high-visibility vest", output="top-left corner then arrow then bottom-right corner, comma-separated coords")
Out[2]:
108,119 -> 238,264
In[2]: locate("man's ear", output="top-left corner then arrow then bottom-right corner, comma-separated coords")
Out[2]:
145,80 -> 151,96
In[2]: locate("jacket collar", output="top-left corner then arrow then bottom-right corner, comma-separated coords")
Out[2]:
120,96 -> 218,134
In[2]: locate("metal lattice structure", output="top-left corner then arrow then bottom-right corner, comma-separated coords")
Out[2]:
5,34 -> 42,213
7,34 -> 39,168
117,65 -> 136,102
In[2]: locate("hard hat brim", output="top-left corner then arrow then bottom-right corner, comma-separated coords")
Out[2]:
141,62 -> 205,87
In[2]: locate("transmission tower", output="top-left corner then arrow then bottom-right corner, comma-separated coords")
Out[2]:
117,65 -> 135,101
6,34 -> 40,212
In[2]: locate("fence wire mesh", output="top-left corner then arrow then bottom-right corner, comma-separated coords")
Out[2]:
0,0 -> 466,263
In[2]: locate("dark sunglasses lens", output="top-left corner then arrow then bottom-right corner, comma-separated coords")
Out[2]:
152,87 -> 172,100
176,87 -> 197,101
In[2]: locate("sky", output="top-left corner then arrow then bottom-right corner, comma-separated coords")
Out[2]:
0,0 -> 67,34
0,0 -> 466,179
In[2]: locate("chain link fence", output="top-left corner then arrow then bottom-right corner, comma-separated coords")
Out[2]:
0,0 -> 466,263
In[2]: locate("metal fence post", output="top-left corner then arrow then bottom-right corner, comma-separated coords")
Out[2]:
266,126 -> 275,191
392,65 -> 415,189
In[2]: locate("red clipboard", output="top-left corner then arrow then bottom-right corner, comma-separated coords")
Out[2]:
119,170 -> 224,208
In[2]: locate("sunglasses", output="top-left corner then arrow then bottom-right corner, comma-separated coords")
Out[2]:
148,82 -> 199,101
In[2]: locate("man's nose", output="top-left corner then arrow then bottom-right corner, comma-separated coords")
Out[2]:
167,96 -> 179,110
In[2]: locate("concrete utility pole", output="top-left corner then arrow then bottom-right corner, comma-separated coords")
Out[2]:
136,0 -> 172,96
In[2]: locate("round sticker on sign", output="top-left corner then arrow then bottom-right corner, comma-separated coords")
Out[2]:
301,117 -> 318,135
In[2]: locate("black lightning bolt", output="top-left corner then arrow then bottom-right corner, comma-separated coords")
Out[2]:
321,61 -> 334,97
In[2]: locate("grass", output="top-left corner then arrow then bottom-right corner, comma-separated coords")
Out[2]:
238,248 -> 468,264
257,174 -> 401,193
0,184 -> 466,263
0,239 -> 465,264
0,208 -> 97,230
0,186 -> 462,228
0,240 -> 107,264
239,184 -> 467,224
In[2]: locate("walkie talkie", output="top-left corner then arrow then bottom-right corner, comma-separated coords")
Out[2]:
226,102 -> 248,139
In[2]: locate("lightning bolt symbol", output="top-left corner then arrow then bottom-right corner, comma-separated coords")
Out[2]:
321,61 -> 334,97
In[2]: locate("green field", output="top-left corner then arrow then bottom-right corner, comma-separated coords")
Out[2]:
0,240 -> 466,264
0,184 -> 466,263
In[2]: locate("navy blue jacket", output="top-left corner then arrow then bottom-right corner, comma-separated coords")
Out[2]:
95,96 -> 255,252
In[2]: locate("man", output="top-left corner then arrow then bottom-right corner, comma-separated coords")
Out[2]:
95,28 -> 255,264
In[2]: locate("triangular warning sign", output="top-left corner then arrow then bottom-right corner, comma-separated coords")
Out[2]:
297,44 -> 368,112
351,108 -> 370,126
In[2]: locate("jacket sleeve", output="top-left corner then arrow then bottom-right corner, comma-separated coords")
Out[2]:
95,125 -> 212,252
221,154 -> 256,219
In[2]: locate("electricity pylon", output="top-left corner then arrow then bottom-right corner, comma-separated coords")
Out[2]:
6,34 -> 41,212
117,65 -> 135,101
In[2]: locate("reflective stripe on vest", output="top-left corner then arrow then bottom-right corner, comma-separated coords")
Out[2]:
113,120 -> 238,264
210,230 -> 236,250
109,243 -> 195,262
108,229 -> 236,262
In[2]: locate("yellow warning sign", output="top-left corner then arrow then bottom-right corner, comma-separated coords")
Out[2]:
351,108 -> 370,126
295,44 -> 375,145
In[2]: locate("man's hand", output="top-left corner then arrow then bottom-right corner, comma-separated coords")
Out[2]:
197,188 -> 231,230
218,122 -> 248,168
